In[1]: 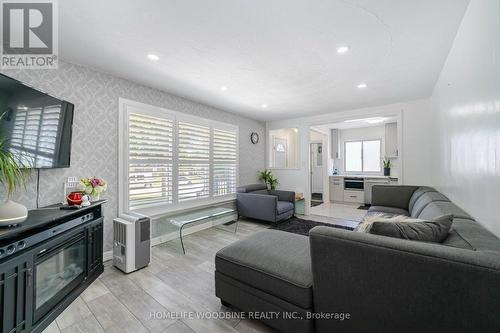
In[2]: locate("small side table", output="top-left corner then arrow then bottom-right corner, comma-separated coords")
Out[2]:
169,207 -> 237,254
295,198 -> 305,215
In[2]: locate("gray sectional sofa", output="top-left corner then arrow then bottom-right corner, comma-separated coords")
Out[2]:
215,185 -> 500,333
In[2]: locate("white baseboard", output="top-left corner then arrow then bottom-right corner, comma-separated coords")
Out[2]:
103,250 -> 113,262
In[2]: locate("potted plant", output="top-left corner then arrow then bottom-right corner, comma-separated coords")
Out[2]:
383,158 -> 391,176
258,169 -> 279,190
0,136 -> 30,225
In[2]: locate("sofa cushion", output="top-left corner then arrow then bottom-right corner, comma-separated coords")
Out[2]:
410,192 -> 450,218
408,186 -> 436,213
417,201 -> 472,220
252,189 -> 270,195
277,201 -> 294,215
237,183 -> 268,193
369,214 -> 454,243
368,206 -> 409,216
215,230 -> 312,308
444,218 -> 500,253
371,185 -> 418,210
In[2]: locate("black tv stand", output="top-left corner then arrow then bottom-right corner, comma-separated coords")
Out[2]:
0,201 -> 105,333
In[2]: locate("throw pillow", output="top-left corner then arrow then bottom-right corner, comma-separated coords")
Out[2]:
356,213 -> 422,233
369,214 -> 454,243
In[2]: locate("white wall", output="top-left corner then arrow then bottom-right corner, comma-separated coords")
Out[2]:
430,0 -> 500,236
267,99 -> 433,213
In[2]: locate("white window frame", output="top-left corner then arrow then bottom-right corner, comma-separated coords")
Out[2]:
118,98 -> 239,217
344,139 -> 382,174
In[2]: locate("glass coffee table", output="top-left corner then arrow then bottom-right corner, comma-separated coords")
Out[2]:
168,207 -> 238,254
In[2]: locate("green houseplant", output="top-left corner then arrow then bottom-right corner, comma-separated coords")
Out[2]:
258,169 -> 279,190
383,158 -> 391,176
0,114 -> 30,225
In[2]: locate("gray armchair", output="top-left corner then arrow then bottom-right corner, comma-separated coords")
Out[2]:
236,184 -> 295,223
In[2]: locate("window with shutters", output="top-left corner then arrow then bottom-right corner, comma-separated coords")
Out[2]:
177,121 -> 210,202
213,128 -> 237,196
119,99 -> 239,214
127,113 -> 174,210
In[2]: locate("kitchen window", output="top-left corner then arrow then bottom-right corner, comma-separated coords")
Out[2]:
344,140 -> 381,173
119,99 -> 238,214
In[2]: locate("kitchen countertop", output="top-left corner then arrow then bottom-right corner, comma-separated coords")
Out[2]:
330,174 -> 398,180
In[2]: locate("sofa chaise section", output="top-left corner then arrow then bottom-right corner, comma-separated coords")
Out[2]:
215,229 -> 314,333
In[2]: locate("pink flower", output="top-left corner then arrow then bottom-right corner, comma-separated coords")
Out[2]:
91,178 -> 100,187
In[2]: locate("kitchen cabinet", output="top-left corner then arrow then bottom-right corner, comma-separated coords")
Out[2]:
343,190 -> 364,203
330,177 -> 344,202
330,129 -> 340,159
385,122 -> 398,157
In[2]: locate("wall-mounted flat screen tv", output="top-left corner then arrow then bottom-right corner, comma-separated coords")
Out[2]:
0,74 -> 74,168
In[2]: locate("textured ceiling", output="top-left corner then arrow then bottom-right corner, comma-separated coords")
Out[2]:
59,0 -> 469,121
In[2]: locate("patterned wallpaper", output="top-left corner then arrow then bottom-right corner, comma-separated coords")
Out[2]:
0,61 -> 266,251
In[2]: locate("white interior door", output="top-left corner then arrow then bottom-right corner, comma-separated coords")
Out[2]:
311,143 -> 323,194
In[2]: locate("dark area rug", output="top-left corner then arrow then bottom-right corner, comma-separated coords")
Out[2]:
270,217 -> 354,236
358,205 -> 371,210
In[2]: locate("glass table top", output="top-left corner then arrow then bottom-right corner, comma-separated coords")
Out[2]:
167,207 -> 236,228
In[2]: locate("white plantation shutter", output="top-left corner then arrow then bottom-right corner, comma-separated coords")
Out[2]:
177,121 -> 210,201
128,113 -> 173,209
213,128 -> 237,196
120,99 -> 239,213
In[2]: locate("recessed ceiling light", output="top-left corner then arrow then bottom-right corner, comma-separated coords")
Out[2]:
261,104 -> 268,109
147,54 -> 159,61
220,86 -> 228,91
336,45 -> 350,54
357,83 -> 367,89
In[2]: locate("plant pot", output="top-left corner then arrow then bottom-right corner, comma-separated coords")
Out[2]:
91,194 -> 100,202
384,167 -> 391,176
0,200 -> 28,226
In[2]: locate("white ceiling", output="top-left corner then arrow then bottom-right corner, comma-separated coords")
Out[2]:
59,0 -> 469,121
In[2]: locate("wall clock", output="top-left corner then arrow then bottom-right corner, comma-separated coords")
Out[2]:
250,132 -> 259,144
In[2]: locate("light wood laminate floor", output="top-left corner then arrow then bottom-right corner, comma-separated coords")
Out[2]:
42,217 -> 355,333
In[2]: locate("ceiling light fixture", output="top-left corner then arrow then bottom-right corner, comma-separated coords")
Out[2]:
261,104 -> 268,109
357,83 -> 367,89
220,86 -> 228,91
336,45 -> 350,54
147,54 -> 159,61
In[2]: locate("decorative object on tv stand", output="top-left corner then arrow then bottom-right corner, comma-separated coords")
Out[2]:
79,177 -> 107,202
0,124 -> 30,226
258,169 -> 279,190
383,158 -> 391,176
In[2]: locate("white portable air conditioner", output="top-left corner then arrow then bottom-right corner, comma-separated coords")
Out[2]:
113,212 -> 151,273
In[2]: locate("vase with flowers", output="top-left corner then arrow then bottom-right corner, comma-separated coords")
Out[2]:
78,177 -> 107,202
